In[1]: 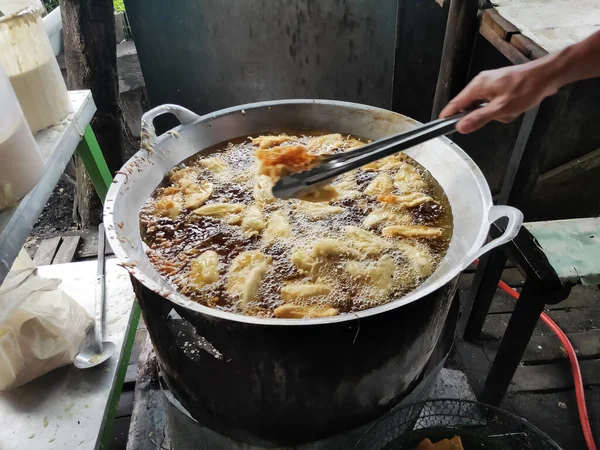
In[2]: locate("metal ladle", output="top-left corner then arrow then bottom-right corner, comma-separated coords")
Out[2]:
74,224 -> 116,369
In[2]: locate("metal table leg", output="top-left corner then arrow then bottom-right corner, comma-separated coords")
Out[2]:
461,249 -> 508,340
479,278 -> 546,406
76,124 -> 113,202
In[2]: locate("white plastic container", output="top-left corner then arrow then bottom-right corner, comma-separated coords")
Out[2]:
0,2 -> 72,133
0,0 -> 40,17
0,63 -> 45,211
43,6 -> 63,56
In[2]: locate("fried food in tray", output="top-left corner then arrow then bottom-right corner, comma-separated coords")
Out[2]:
140,132 -> 453,319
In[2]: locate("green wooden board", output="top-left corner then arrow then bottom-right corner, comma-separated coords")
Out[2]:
525,218 -> 600,285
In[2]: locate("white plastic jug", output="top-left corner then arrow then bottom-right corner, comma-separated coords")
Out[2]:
0,64 -> 44,211
0,2 -> 72,133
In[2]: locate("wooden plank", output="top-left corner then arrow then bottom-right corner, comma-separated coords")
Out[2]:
479,22 -> 530,65
531,147 -> 600,222
123,326 -> 148,384
506,390 -> 595,450
482,307 -> 600,339
510,33 -> 548,60
525,218 -> 600,286
458,267 -> 525,291
33,236 -> 62,265
494,0 -> 600,53
509,359 -> 600,392
479,285 -> 600,314
483,330 -> 600,364
129,327 -> 148,368
111,416 -> 132,450
69,229 -> 115,259
116,390 -> 135,419
52,235 -> 81,264
124,364 -> 138,386
481,9 -> 520,41
538,147 -> 600,187
455,340 -> 491,396
460,287 -> 518,314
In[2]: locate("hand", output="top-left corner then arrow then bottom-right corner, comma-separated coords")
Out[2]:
440,62 -> 559,134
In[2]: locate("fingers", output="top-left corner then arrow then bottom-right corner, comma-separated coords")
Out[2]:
455,101 -> 504,134
439,79 -> 484,118
498,115 -> 517,123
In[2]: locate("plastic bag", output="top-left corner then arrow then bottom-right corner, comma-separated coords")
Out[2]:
0,250 -> 92,390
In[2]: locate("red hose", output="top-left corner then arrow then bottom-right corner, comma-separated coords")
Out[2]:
495,279 -> 597,450
473,258 -> 597,448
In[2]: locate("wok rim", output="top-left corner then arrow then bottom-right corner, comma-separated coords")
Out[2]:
104,99 -> 492,326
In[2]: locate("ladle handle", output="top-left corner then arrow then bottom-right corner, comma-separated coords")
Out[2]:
140,104 -> 201,152
94,224 -> 107,354
468,205 -> 524,263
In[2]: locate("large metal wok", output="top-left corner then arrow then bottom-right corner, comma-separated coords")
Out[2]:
104,100 -> 523,446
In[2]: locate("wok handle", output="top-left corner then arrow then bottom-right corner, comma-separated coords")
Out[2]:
468,205 -> 524,263
140,104 -> 201,152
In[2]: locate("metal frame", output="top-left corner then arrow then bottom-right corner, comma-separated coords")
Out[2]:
77,125 -> 113,202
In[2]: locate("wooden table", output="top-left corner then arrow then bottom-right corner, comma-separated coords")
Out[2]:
493,0 -> 600,54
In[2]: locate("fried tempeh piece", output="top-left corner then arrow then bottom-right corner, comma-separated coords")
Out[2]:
263,210 -> 292,243
189,251 -> 220,288
226,251 -> 272,304
344,226 -> 393,254
252,134 -> 295,149
364,173 -> 394,196
293,201 -> 344,220
280,283 -> 332,301
241,205 -> 266,237
256,144 -> 320,179
377,192 -> 433,207
363,208 -> 411,228
382,224 -> 443,239
313,238 -> 363,259
274,303 -> 339,319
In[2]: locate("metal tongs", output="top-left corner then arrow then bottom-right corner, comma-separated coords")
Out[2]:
272,107 -> 480,200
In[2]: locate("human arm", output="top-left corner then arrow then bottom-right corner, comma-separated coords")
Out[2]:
440,30 -> 600,134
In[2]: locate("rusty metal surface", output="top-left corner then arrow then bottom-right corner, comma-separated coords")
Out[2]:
124,0 -> 398,113
125,297 -> 460,449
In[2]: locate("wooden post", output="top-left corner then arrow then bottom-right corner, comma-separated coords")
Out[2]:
431,0 -> 481,119
61,0 -> 124,227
